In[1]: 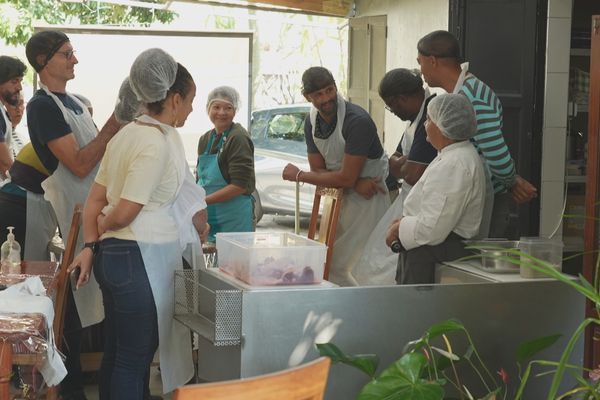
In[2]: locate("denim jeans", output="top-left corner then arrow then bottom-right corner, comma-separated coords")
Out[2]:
94,238 -> 159,400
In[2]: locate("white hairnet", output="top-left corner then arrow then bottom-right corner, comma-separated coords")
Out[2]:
206,86 -> 241,112
129,48 -> 177,103
114,77 -> 142,124
427,93 -> 477,141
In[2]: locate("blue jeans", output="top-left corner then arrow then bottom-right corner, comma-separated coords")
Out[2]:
94,238 -> 159,400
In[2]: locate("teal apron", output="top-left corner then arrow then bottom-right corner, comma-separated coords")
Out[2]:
197,129 -> 254,243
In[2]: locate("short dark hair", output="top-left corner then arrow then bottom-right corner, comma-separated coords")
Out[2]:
26,30 -> 70,72
0,56 -> 27,84
378,68 -> 423,99
417,30 -> 461,61
301,66 -> 335,95
147,63 -> 194,114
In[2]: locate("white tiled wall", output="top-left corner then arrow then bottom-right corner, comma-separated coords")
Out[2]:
539,0 -> 573,237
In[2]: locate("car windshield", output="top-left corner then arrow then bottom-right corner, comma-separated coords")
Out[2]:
251,109 -> 308,157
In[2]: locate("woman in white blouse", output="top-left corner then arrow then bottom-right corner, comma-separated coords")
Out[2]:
386,93 -> 486,284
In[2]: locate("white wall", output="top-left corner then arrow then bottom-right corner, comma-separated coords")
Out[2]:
354,0 -> 448,155
539,0 -> 573,239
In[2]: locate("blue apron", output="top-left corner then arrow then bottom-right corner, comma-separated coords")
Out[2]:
197,129 -> 254,243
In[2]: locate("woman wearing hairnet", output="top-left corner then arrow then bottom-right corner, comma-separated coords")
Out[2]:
385,93 -> 486,284
69,48 -> 208,399
196,86 -> 255,243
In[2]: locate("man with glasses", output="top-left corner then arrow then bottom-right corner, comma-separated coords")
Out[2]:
417,30 -> 537,238
282,66 -> 391,286
359,68 -> 439,284
25,30 -> 121,400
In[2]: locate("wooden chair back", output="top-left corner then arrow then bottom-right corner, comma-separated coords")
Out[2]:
307,187 -> 344,280
173,357 -> 330,400
52,204 -> 82,347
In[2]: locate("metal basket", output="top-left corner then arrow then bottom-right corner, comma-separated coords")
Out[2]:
174,269 -> 242,346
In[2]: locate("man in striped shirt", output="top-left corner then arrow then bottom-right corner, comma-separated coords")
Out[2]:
416,30 -> 537,238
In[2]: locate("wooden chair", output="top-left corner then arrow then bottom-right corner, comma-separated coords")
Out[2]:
172,357 -> 331,400
307,187 -> 344,280
12,204 -> 82,399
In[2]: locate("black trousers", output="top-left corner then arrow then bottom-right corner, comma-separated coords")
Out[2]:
396,232 -> 469,285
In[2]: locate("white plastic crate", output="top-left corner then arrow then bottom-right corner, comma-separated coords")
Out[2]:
216,232 -> 327,286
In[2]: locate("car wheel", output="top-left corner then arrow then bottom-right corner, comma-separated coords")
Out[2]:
252,189 -> 263,224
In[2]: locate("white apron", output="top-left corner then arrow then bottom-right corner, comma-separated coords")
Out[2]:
38,83 -> 104,327
0,105 -> 13,161
128,115 -> 195,393
453,64 -> 494,238
311,94 -> 390,286
24,191 -> 58,260
354,90 -> 431,285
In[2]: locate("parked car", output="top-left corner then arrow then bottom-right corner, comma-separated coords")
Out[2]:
250,104 -> 315,222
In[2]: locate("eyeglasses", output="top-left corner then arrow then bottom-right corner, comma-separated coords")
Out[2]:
56,50 -> 76,60
385,105 -> 393,112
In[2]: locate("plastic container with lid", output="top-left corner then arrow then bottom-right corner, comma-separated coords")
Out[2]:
518,237 -> 563,279
216,232 -> 326,286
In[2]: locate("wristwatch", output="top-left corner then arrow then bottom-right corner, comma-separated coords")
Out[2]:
83,241 -> 99,255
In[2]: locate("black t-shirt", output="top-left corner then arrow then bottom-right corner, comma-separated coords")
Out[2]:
386,95 -> 437,190
397,94 -> 438,164
304,101 -> 384,159
27,90 -> 84,173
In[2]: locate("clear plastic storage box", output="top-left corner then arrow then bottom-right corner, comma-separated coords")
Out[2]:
518,237 -> 564,279
216,232 -> 327,286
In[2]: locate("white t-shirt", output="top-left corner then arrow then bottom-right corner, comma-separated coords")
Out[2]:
399,141 -> 485,250
95,121 -> 179,241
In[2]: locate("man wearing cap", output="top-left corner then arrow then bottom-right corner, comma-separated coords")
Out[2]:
0,56 -> 27,179
282,66 -> 390,286
416,30 -> 537,238
25,30 -> 121,400
386,93 -> 486,284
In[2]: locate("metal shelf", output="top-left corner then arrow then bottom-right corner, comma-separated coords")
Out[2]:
566,175 -> 586,183
571,48 -> 591,56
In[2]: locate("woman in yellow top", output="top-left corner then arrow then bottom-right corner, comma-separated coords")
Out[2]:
69,48 -> 208,399
196,86 -> 255,242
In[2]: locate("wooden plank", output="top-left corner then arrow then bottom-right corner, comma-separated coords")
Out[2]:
246,0 -> 352,16
584,15 -> 600,370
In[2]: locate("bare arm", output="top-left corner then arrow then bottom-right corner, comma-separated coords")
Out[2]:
282,152 -> 367,188
97,198 -> 143,235
192,208 -> 209,242
206,184 -> 245,204
48,113 -> 121,178
67,182 -> 108,288
0,143 -> 12,176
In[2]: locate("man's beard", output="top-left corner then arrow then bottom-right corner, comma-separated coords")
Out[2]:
1,90 -> 19,107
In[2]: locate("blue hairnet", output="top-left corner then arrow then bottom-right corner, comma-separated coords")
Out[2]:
427,93 -> 477,141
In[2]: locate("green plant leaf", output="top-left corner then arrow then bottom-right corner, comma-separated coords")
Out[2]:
380,352 -> 429,382
346,354 -> 380,378
316,342 -> 348,363
357,376 -> 445,400
516,334 -> 562,363
316,342 -> 379,378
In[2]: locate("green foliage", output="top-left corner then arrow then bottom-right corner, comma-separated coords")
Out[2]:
0,0 -> 176,46
316,343 -> 379,379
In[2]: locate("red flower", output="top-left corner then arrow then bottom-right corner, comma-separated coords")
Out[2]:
497,368 -> 509,384
422,348 -> 431,362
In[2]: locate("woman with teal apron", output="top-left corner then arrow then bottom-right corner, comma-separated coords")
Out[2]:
197,86 -> 255,243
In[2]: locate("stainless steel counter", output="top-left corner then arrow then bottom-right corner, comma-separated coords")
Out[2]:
175,266 -> 584,399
